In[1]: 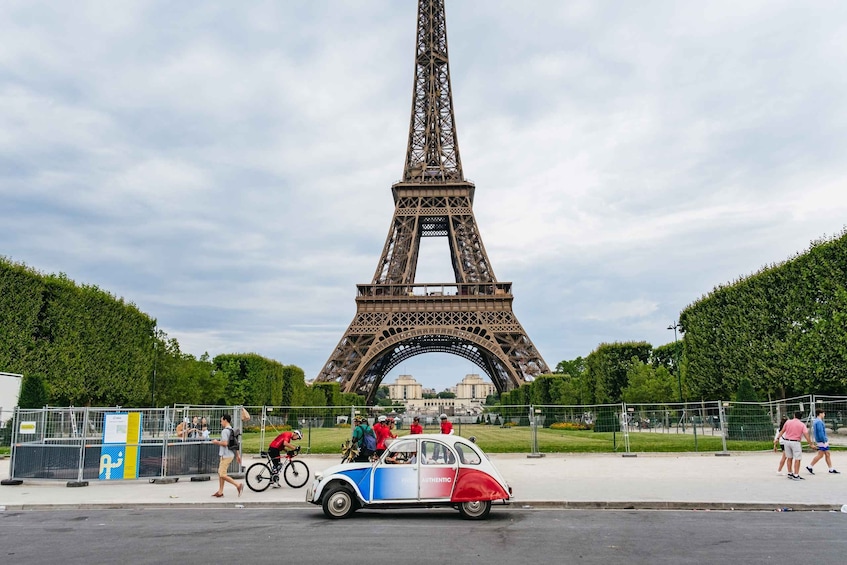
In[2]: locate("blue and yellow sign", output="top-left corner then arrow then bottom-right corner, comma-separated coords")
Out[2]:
99,412 -> 142,480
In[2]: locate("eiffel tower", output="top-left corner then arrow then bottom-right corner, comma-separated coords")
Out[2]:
316,0 -> 549,402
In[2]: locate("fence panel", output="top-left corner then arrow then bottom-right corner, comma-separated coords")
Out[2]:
622,402 -> 725,453
812,396 -> 847,446
530,403 -> 622,453
9,406 -> 244,481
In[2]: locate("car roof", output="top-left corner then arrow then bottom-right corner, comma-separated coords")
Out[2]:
393,434 -> 480,447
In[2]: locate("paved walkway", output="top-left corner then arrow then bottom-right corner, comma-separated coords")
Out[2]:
1,452 -> 845,512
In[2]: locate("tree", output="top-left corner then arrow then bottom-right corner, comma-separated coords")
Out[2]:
586,342 -> 652,403
436,391 -> 456,399
18,373 -> 48,409
530,374 -> 559,405
622,361 -> 675,404
555,356 -> 586,377
726,377 -> 773,441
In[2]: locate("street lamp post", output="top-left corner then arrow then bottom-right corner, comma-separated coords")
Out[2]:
667,322 -> 683,403
668,321 -> 684,433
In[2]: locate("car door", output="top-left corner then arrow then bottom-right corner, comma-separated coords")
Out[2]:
418,439 -> 458,501
371,438 -> 419,503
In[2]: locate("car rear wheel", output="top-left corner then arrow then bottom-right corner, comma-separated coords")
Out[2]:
458,500 -> 491,520
322,486 -> 357,519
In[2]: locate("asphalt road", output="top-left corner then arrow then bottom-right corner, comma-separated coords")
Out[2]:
1,508 -> 845,564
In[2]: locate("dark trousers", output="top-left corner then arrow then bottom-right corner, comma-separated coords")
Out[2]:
269,446 -> 282,468
354,449 -> 373,462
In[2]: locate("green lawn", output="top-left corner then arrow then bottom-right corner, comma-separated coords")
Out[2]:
242,425 -> 784,455
1,425 -> 836,457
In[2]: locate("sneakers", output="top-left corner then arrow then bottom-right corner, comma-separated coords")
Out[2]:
788,473 -> 804,480
829,469 -> 841,474
806,466 -> 815,475
271,482 -> 282,488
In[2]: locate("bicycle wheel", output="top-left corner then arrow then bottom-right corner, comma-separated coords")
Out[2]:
246,462 -> 274,492
283,459 -> 310,488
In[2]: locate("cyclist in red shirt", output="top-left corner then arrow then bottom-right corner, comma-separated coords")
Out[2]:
410,416 -> 423,434
269,429 -> 302,470
440,413 -> 454,435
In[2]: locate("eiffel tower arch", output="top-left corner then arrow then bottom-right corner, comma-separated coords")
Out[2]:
316,0 -> 549,402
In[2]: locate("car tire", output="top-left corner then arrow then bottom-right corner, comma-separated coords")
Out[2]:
322,486 -> 357,519
458,500 -> 491,520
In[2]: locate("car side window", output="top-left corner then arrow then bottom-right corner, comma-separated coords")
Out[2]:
420,440 -> 455,465
454,442 -> 481,465
381,439 -> 417,465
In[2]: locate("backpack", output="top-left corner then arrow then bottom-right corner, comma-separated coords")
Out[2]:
227,426 -> 241,452
358,425 -> 376,452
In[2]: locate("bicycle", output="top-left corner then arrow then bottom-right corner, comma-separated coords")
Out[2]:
246,446 -> 310,491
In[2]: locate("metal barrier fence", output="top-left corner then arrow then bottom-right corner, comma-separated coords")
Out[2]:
5,397 -> 846,480
7,406 -> 244,483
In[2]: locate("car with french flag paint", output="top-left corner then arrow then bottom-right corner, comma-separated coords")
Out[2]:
306,433 -> 512,519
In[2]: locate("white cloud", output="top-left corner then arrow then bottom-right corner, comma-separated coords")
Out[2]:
3,0 -> 847,392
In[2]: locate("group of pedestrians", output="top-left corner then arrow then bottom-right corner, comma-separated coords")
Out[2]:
349,413 -> 456,461
774,409 -> 839,480
175,415 -> 210,440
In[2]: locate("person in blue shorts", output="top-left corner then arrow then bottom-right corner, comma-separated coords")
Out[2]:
806,409 -> 840,475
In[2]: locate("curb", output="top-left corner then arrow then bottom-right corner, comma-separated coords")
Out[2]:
516,501 -> 842,512
0,501 -> 841,512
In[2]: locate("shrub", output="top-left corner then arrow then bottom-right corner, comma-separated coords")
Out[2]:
550,422 -> 593,431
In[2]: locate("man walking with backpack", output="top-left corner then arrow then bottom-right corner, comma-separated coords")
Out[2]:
351,415 -> 376,462
211,413 -> 244,497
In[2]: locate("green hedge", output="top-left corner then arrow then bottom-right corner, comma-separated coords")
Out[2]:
0,258 -> 155,406
680,230 -> 847,399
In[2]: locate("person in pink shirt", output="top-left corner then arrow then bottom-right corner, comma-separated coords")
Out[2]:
774,411 -> 815,480
439,413 -> 454,435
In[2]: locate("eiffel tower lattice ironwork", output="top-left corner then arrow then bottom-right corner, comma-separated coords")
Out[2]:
316,0 -> 549,402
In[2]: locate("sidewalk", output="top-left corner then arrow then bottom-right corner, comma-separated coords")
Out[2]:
1,452 -> 845,512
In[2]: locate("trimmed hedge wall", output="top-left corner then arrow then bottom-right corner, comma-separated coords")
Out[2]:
0,258 -> 155,406
680,230 -> 847,400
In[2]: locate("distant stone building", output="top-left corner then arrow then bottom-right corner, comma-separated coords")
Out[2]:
454,374 -> 496,402
386,374 -> 422,401
386,373 -> 495,416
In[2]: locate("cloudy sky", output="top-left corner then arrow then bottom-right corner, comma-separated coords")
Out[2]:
3,1 -> 847,392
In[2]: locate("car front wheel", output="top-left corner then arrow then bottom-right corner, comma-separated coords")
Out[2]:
322,486 -> 357,519
458,500 -> 491,520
